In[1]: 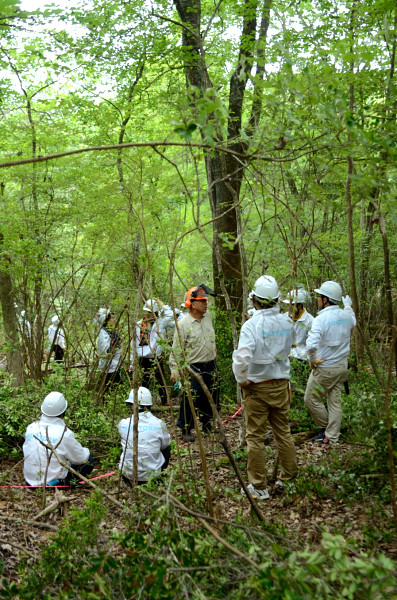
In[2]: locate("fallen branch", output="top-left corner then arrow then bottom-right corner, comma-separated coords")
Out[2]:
0,515 -> 57,532
33,489 -> 77,521
0,538 -> 29,553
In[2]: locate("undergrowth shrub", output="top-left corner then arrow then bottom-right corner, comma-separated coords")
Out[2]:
3,492 -> 396,600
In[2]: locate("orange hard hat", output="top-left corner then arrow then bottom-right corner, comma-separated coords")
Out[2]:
185,286 -> 209,309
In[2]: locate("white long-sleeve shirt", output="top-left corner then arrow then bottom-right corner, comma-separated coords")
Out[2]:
306,305 -> 356,367
291,309 -> 314,361
130,320 -> 164,367
118,411 -> 170,481
232,306 -> 296,384
48,325 -> 66,350
23,415 -> 90,485
97,328 -> 122,373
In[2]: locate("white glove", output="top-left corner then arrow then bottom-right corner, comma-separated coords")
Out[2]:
342,295 -> 352,308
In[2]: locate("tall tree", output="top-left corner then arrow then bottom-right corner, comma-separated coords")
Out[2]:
173,0 -> 272,314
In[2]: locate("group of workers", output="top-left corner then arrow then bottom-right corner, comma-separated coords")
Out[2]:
22,276 -> 356,501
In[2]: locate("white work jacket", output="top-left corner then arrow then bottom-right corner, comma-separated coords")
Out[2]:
97,328 -> 121,373
130,320 -> 164,366
159,306 -> 177,338
232,306 -> 296,383
291,309 -> 314,360
306,305 -> 356,366
23,415 -> 90,485
48,325 -> 66,350
118,411 -> 170,481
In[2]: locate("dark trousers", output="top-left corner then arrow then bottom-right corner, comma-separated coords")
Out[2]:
139,356 -> 168,405
177,360 -> 219,432
122,446 -> 171,486
53,345 -> 65,363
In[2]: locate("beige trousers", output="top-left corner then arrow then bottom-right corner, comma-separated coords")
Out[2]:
243,380 -> 297,490
304,363 -> 349,442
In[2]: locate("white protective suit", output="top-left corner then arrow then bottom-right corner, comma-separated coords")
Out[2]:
48,324 -> 66,350
130,320 -> 164,366
97,328 -> 121,373
23,415 -> 90,485
291,309 -> 314,361
232,306 -> 296,383
306,305 -> 356,366
118,411 -> 170,481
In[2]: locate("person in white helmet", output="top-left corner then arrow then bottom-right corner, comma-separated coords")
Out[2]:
97,308 -> 122,393
130,299 -> 168,405
47,315 -> 66,363
23,392 -> 94,487
304,281 -> 356,444
232,275 -> 298,500
118,387 -> 171,485
283,289 -> 314,392
283,289 -> 313,360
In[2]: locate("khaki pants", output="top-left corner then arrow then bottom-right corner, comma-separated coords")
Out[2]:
304,363 -> 349,442
243,380 -> 297,490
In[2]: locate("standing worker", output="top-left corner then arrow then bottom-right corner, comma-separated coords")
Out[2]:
232,275 -> 297,499
118,387 -> 171,485
47,315 -> 66,364
130,299 -> 167,405
170,285 -> 219,442
304,281 -> 356,445
283,288 -> 314,390
23,391 -> 94,487
97,308 -> 122,392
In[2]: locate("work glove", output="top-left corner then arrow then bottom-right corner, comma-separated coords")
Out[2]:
342,295 -> 353,308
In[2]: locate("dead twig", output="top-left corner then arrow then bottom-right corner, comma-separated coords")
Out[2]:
0,515 -> 57,532
33,489 -> 77,521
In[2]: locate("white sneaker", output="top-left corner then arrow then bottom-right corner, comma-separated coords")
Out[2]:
241,483 -> 270,500
274,480 -> 285,494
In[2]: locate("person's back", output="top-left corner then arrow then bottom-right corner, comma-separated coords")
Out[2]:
308,305 -> 356,366
118,387 -> 170,483
23,392 -> 91,486
234,306 -> 295,382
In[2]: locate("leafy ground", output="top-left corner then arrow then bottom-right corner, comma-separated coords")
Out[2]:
1,400 -> 396,598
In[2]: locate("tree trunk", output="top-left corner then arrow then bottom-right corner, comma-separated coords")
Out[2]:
0,232 -> 25,387
174,0 -> 271,315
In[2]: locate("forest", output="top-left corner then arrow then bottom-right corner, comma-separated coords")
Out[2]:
0,0 -> 396,597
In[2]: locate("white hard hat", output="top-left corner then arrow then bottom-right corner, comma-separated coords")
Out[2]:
20,310 -> 25,318
143,299 -> 159,313
252,275 -> 280,300
283,289 -> 307,304
51,315 -> 60,325
96,308 -> 110,326
314,281 -> 342,302
126,387 -> 152,406
41,392 -> 68,417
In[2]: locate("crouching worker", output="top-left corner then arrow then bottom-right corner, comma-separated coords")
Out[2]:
118,387 -> 171,485
23,392 -> 94,487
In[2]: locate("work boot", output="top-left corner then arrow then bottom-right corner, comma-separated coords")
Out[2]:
182,430 -> 195,443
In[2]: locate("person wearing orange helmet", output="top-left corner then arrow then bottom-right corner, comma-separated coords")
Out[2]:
169,285 -> 219,442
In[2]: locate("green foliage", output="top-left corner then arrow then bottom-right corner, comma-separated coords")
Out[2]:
13,492 -> 106,598
5,493 -> 396,599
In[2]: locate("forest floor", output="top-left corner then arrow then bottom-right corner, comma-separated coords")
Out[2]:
1,405 -> 396,586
